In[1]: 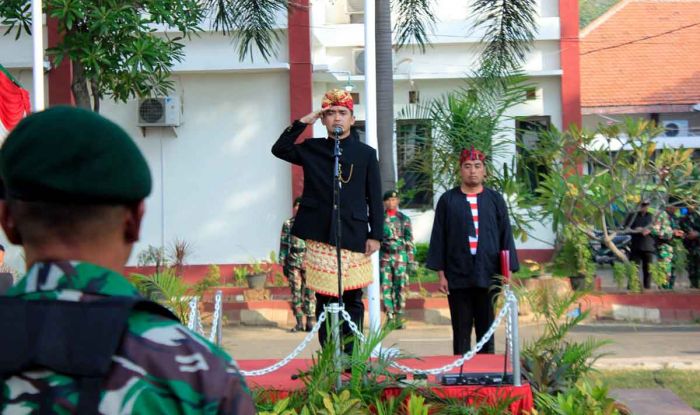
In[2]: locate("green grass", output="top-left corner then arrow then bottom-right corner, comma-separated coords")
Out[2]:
591,369 -> 700,410
412,266 -> 439,283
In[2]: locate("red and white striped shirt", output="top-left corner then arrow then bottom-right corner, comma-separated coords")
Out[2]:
466,193 -> 479,254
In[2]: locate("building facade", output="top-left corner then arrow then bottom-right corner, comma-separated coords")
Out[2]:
0,0 -> 580,270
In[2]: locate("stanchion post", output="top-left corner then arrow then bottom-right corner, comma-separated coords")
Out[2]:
327,303 -> 343,389
510,293 -> 521,386
216,290 -> 223,346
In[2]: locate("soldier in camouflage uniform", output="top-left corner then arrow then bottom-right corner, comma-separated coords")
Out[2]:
0,107 -> 254,414
279,197 -> 315,332
680,207 -> 700,288
380,190 -> 416,326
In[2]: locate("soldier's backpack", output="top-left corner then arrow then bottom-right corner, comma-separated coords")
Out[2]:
0,296 -> 178,414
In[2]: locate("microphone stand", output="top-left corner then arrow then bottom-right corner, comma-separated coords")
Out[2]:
331,126 -> 344,388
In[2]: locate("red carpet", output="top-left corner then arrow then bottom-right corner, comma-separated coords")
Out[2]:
239,354 -> 534,414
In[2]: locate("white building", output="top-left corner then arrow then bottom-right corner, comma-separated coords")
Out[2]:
0,0 -> 581,273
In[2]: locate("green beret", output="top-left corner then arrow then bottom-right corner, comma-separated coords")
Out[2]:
0,106 -> 151,204
383,190 -> 399,201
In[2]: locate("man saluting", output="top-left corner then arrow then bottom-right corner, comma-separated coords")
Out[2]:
272,89 -> 383,355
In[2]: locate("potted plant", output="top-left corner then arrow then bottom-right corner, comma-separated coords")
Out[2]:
552,225 -> 596,291
246,260 -> 267,289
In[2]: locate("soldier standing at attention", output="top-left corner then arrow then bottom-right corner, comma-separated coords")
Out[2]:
680,206 -> 700,288
379,190 -> 415,328
279,197 -> 315,332
0,107 -> 254,414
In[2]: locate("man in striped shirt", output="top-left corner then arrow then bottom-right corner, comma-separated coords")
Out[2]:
426,147 -> 519,355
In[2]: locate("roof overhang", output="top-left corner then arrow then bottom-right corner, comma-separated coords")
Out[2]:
582,103 -> 698,115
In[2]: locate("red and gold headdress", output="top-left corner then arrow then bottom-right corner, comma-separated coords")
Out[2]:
321,89 -> 354,111
459,146 -> 486,165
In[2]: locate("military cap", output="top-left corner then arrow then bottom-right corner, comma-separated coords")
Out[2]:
383,190 -> 399,201
0,106 -> 151,204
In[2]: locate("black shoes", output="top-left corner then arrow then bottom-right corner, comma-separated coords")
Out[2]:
305,317 -> 315,332
290,316 -> 304,333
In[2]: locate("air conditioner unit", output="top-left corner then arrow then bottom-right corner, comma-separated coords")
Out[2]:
352,48 -> 365,75
346,0 -> 364,23
137,96 -> 181,127
662,119 -> 689,137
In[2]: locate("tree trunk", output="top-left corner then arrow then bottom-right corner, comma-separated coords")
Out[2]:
375,0 -> 396,193
71,60 -> 92,110
90,78 -> 100,113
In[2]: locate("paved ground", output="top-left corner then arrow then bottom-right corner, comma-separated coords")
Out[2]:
221,320 -> 700,370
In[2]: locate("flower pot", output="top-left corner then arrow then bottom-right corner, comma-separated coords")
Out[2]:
569,275 -> 586,291
246,273 -> 267,289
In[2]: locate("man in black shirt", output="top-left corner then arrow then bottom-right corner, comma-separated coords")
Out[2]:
624,200 -> 656,289
426,148 -> 518,355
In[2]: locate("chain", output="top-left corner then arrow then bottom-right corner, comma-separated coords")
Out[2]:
240,311 -> 327,376
388,292 -> 514,376
505,289 -> 515,366
187,297 -> 199,332
209,290 -> 222,343
340,309 -> 367,344
198,290 -> 518,378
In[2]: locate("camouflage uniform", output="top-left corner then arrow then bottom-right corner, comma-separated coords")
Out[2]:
279,217 -> 315,322
652,211 -> 674,287
1,261 -> 255,414
680,210 -> 700,288
380,210 -> 416,320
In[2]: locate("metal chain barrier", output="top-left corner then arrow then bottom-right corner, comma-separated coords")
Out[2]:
208,290 -> 223,343
187,289 -> 520,378
187,297 -> 199,331
504,287 -> 515,368
186,290 -> 223,344
339,290 -> 518,376
240,311 -> 328,377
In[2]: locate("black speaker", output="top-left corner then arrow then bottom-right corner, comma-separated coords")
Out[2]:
438,372 -> 514,386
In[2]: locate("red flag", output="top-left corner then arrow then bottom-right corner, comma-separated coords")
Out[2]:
0,64 -> 31,138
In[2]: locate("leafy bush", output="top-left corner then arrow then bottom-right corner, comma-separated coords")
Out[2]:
532,379 -> 629,415
130,269 -> 191,323
612,262 -> 640,292
649,261 -> 668,288
414,242 -> 429,265
519,286 -> 610,395
551,225 -> 596,288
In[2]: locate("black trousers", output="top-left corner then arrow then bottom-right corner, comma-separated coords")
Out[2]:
630,251 -> 656,289
315,288 -> 364,355
447,287 -> 498,355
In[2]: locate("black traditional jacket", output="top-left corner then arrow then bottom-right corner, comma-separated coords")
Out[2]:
272,120 -> 383,253
426,186 -> 519,289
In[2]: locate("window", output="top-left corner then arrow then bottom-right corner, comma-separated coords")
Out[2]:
516,116 -> 551,194
397,120 -> 433,208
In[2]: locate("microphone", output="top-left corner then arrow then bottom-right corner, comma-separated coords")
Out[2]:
333,126 -> 343,138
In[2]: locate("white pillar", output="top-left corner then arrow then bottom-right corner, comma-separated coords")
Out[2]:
31,0 -> 45,111
363,0 -> 381,338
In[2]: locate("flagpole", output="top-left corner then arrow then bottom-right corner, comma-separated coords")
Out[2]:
363,0 -> 382,342
31,0 -> 45,111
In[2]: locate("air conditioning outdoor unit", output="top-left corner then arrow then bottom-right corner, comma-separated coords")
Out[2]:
137,96 -> 181,127
352,48 -> 365,75
346,0 -> 364,23
662,119 -> 689,137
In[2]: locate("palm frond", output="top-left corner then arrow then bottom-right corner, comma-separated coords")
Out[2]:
205,0 -> 287,61
471,0 -> 538,76
392,0 -> 436,52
